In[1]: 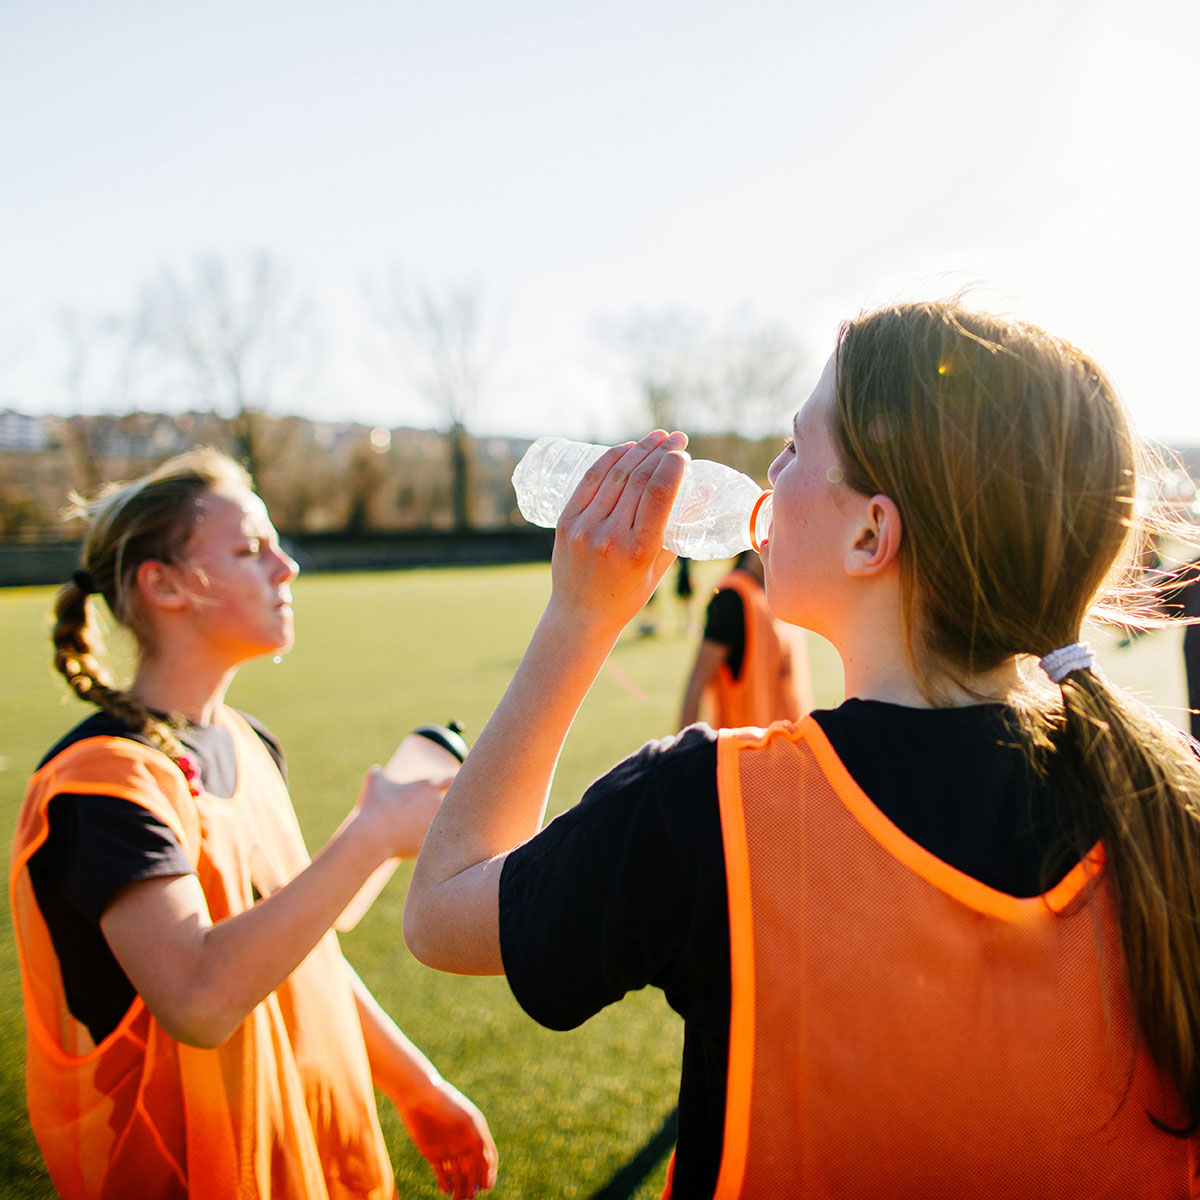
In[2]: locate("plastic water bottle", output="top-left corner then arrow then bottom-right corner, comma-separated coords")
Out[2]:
335,722 -> 469,932
512,437 -> 773,561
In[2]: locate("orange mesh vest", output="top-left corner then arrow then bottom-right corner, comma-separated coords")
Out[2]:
10,708 -> 395,1200
708,717 -> 1199,1199
706,572 -> 800,729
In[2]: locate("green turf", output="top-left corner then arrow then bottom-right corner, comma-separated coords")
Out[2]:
0,566 -> 1186,1198
0,563 -> 836,1199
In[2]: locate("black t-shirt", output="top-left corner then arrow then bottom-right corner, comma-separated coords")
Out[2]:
498,700 -> 1099,1199
702,580 -> 749,679
27,709 -> 286,1044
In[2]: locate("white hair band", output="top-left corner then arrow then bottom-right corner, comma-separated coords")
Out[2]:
1039,642 -> 1095,684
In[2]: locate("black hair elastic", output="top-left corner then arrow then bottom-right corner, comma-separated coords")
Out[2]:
72,569 -> 96,596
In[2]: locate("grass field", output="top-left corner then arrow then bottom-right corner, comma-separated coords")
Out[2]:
0,562 -> 1189,1198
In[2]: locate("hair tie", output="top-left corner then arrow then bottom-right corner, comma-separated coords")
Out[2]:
1040,641 -> 1094,684
72,569 -> 96,596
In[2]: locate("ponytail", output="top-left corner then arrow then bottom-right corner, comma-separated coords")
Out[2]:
1047,666 -> 1200,1133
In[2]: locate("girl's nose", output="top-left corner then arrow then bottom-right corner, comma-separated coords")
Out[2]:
274,546 -> 300,582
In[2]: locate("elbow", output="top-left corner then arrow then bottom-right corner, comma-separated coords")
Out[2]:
148,980 -> 245,1050
157,1009 -> 240,1051
403,885 -> 505,977
402,893 -> 439,970
403,863 -> 504,976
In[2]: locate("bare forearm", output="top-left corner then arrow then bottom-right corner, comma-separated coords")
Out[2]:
680,669 -> 708,728
198,832 -> 385,1034
348,962 -> 444,1099
103,820 -> 386,1048
405,430 -> 688,976
348,964 -> 499,1196
405,603 -> 619,970
679,641 -> 725,729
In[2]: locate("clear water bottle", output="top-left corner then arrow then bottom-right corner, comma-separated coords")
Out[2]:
512,437 -> 773,561
335,721 -> 469,932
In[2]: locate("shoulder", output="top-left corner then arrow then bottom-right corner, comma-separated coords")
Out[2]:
24,725 -> 201,871
705,587 -> 746,639
605,720 -> 718,775
506,725 -> 720,871
37,711 -> 151,772
585,724 -> 719,819
230,709 -> 288,780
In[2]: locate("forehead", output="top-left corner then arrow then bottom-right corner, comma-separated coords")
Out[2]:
188,485 -> 271,538
795,353 -> 837,434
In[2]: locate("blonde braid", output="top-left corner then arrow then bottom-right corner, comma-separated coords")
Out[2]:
52,575 -> 189,766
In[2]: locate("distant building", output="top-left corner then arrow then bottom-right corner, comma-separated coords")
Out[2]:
0,409 -> 49,451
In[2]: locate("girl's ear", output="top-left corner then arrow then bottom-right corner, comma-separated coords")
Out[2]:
135,560 -> 189,612
845,494 -> 902,577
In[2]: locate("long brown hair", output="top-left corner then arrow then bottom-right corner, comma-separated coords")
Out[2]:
53,448 -> 253,762
832,300 -> 1200,1130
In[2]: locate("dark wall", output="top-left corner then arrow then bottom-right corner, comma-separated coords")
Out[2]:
0,529 -> 555,588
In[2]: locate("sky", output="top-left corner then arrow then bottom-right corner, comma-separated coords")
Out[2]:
2,0 -> 1198,446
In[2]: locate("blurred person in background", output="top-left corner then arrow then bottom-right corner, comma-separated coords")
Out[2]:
405,301 -> 1200,1197
11,449 -> 497,1200
678,548 -> 813,730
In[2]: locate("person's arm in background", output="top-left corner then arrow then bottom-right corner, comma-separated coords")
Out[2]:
404,432 -> 688,976
346,963 -> 497,1199
679,639 -> 728,728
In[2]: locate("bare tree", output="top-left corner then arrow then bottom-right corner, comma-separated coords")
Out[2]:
364,268 -> 495,531
56,306 -> 152,492
138,253 -> 317,481
612,308 -> 805,444
610,308 -> 708,433
706,313 -> 807,441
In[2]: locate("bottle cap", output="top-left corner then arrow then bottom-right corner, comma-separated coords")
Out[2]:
750,491 -> 773,552
411,720 -> 469,763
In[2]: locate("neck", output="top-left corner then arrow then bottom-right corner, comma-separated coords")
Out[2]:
830,586 -> 1020,708
132,655 -> 237,726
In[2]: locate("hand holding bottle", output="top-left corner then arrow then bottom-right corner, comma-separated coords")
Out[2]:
545,431 -> 689,636
337,724 -> 468,931
513,435 -> 773,560
352,768 -> 450,862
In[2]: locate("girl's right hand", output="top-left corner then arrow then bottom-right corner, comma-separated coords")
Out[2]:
548,430 -> 688,635
353,766 -> 452,861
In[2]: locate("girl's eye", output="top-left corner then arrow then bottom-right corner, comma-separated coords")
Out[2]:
781,437 -> 795,455
239,539 -> 261,556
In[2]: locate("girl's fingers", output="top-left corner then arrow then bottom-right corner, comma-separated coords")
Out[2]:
557,441 -> 636,523
558,431 -> 674,525
627,435 -> 688,548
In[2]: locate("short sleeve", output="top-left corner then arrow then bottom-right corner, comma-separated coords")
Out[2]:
702,587 -> 744,648
32,794 -> 194,924
498,725 -> 728,1033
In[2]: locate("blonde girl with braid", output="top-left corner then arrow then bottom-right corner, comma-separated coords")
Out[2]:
404,301 -> 1200,1198
11,448 -> 497,1200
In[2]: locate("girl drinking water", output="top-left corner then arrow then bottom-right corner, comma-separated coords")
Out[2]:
404,300 -> 1200,1197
